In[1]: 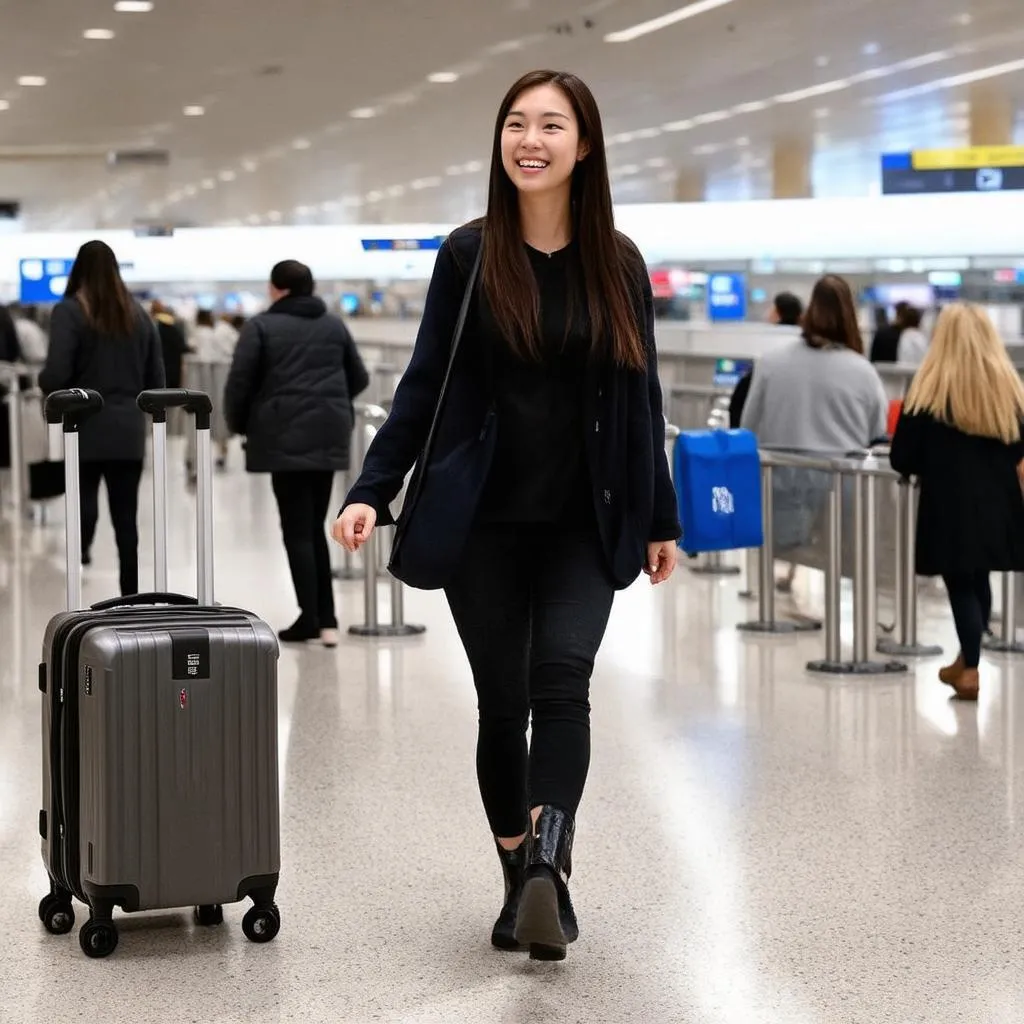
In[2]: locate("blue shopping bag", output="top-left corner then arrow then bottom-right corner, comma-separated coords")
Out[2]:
674,428 -> 763,555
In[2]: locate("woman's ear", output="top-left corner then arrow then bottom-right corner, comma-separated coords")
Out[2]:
577,141 -> 590,162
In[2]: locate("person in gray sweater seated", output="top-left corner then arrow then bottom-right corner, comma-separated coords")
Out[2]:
741,273 -> 888,592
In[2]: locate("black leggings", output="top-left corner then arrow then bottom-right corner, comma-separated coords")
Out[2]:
80,460 -> 143,596
271,470 -> 337,630
942,571 -> 992,669
444,523 -> 616,838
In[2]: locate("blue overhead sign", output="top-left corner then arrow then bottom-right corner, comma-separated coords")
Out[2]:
707,273 -> 747,322
19,258 -> 74,303
360,236 -> 446,252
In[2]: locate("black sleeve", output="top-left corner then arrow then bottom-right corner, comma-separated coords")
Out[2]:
143,317 -> 166,389
729,370 -> 753,429
889,411 -> 927,478
341,325 -> 370,399
343,237 -> 468,523
223,319 -> 263,436
0,306 -> 21,363
38,302 -> 79,394
639,267 -> 682,543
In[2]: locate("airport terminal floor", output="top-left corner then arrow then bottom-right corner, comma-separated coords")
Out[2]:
1,439 -> 1023,1023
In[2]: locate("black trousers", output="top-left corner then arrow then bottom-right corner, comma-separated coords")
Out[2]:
444,523 -> 616,838
80,460 -> 144,597
942,570 -> 992,669
271,470 -> 337,630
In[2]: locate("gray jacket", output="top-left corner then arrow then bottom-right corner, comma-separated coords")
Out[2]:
39,298 -> 166,462
223,295 -> 369,473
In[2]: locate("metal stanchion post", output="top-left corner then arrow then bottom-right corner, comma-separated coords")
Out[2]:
811,464 -> 905,674
984,573 -> 1024,654
6,374 -> 23,519
331,470 -> 360,581
739,461 -> 819,635
878,479 -> 942,657
739,547 -> 758,600
690,549 -> 742,577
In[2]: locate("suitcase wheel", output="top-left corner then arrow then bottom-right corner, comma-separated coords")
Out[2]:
38,894 -> 75,936
193,904 -> 224,927
79,918 -> 118,959
242,903 -> 280,944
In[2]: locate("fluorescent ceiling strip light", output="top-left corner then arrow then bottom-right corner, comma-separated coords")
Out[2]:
604,0 -> 736,43
691,110 -> 731,124
775,79 -> 851,103
872,57 -> 1024,103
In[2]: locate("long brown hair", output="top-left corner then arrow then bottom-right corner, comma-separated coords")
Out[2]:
801,274 -> 863,354
65,240 -> 137,337
480,70 -> 645,370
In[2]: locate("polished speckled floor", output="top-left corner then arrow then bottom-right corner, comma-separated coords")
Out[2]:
2,439 -> 1024,1024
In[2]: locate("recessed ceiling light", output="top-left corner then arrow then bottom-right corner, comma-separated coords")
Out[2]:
863,42 -> 880,56
84,28 -> 116,39
295,204 -> 314,215
646,157 -> 669,168
662,119 -> 695,132
692,110 -> 731,125
321,200 -> 340,211
815,55 -> 830,68
292,138 -> 312,150
183,185 -> 197,197
955,12 -> 972,25
366,190 -> 384,202
183,105 -> 204,116
349,107 -> 376,119
18,76 -> 46,87
428,71 -> 460,84
218,170 -> 236,182
114,1 -> 154,11
241,158 -> 259,172
0,101 -> 9,112
814,107 -> 830,118
386,185 -> 406,198
605,0 -> 736,43
445,165 -> 465,176
735,135 -> 750,146
634,127 -> 663,140
247,214 -> 262,225
731,100 -> 770,114
411,177 -> 443,190
201,178 -> 215,190
267,210 -> 282,222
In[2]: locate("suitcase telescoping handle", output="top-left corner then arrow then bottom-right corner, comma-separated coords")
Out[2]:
43,388 -> 105,612
136,389 -> 215,605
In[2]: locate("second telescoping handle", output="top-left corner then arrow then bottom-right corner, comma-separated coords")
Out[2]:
137,389 -> 215,605
44,388 -> 104,612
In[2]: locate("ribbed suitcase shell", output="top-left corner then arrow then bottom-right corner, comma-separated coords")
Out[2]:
41,607 -> 280,913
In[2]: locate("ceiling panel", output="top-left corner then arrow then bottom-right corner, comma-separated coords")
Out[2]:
0,0 -> 1021,229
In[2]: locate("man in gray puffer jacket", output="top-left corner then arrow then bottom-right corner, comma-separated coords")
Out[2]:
224,260 -> 369,645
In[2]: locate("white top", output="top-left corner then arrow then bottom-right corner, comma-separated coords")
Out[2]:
191,320 -> 239,363
897,328 -> 929,366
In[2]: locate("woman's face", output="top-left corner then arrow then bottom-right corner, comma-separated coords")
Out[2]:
500,83 -> 588,197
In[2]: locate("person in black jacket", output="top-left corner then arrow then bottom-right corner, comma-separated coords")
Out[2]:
224,260 -> 369,647
890,303 -> 1024,701
39,240 -> 166,595
334,70 -> 680,962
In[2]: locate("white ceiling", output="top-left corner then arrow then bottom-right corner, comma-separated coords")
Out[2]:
0,0 -> 1023,230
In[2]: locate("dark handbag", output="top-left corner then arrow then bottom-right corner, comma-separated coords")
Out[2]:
387,244 -> 493,590
29,460 -> 65,500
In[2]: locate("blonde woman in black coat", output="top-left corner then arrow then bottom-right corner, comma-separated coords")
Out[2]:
889,303 -> 1024,701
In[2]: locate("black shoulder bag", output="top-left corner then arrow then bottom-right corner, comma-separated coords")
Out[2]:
387,243 -> 494,590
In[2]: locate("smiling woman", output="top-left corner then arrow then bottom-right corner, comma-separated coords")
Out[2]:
335,68 -> 680,967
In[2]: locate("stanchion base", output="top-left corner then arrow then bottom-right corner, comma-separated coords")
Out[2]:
877,639 -> 943,657
982,637 -> 1024,654
807,658 -> 908,675
348,623 -> 426,638
738,589 -> 756,601
738,620 -> 822,634
331,567 -> 362,581
690,564 -> 742,576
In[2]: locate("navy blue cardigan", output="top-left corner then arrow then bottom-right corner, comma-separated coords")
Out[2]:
344,224 -> 681,590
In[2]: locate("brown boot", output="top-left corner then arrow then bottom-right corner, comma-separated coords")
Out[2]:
950,667 -> 980,701
939,655 -> 964,686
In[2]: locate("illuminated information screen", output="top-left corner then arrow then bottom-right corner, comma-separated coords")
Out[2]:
881,145 -> 1024,194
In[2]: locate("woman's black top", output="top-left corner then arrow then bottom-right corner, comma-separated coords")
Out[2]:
890,409 -> 1024,576
476,242 -> 593,524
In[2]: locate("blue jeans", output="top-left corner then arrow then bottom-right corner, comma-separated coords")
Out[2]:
445,523 -> 615,837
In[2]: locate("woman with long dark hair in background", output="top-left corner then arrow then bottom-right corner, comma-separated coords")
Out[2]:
40,240 -> 165,595
334,70 -> 680,961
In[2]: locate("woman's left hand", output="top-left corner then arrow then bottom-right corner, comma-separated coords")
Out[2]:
644,541 -> 677,585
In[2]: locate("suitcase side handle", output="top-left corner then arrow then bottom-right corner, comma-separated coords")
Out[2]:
137,389 -> 212,429
91,591 -> 199,611
44,388 -> 104,429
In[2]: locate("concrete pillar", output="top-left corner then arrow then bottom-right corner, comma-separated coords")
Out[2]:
770,138 -> 812,199
968,84 -> 1013,146
674,167 -> 706,203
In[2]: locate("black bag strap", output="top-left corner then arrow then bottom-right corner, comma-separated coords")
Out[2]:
402,240 -> 483,515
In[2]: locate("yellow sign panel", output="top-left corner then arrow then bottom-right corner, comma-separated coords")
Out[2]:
912,145 -> 1024,170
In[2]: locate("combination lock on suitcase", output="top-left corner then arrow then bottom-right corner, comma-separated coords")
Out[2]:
38,388 -> 282,958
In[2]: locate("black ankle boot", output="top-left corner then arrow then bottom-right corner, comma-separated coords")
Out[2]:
513,806 -> 579,961
491,836 -> 529,950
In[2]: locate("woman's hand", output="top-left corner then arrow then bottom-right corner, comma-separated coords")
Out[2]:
644,540 -> 677,585
332,503 -> 377,553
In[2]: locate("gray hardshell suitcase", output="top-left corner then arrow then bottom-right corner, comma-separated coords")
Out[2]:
38,388 -> 281,958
